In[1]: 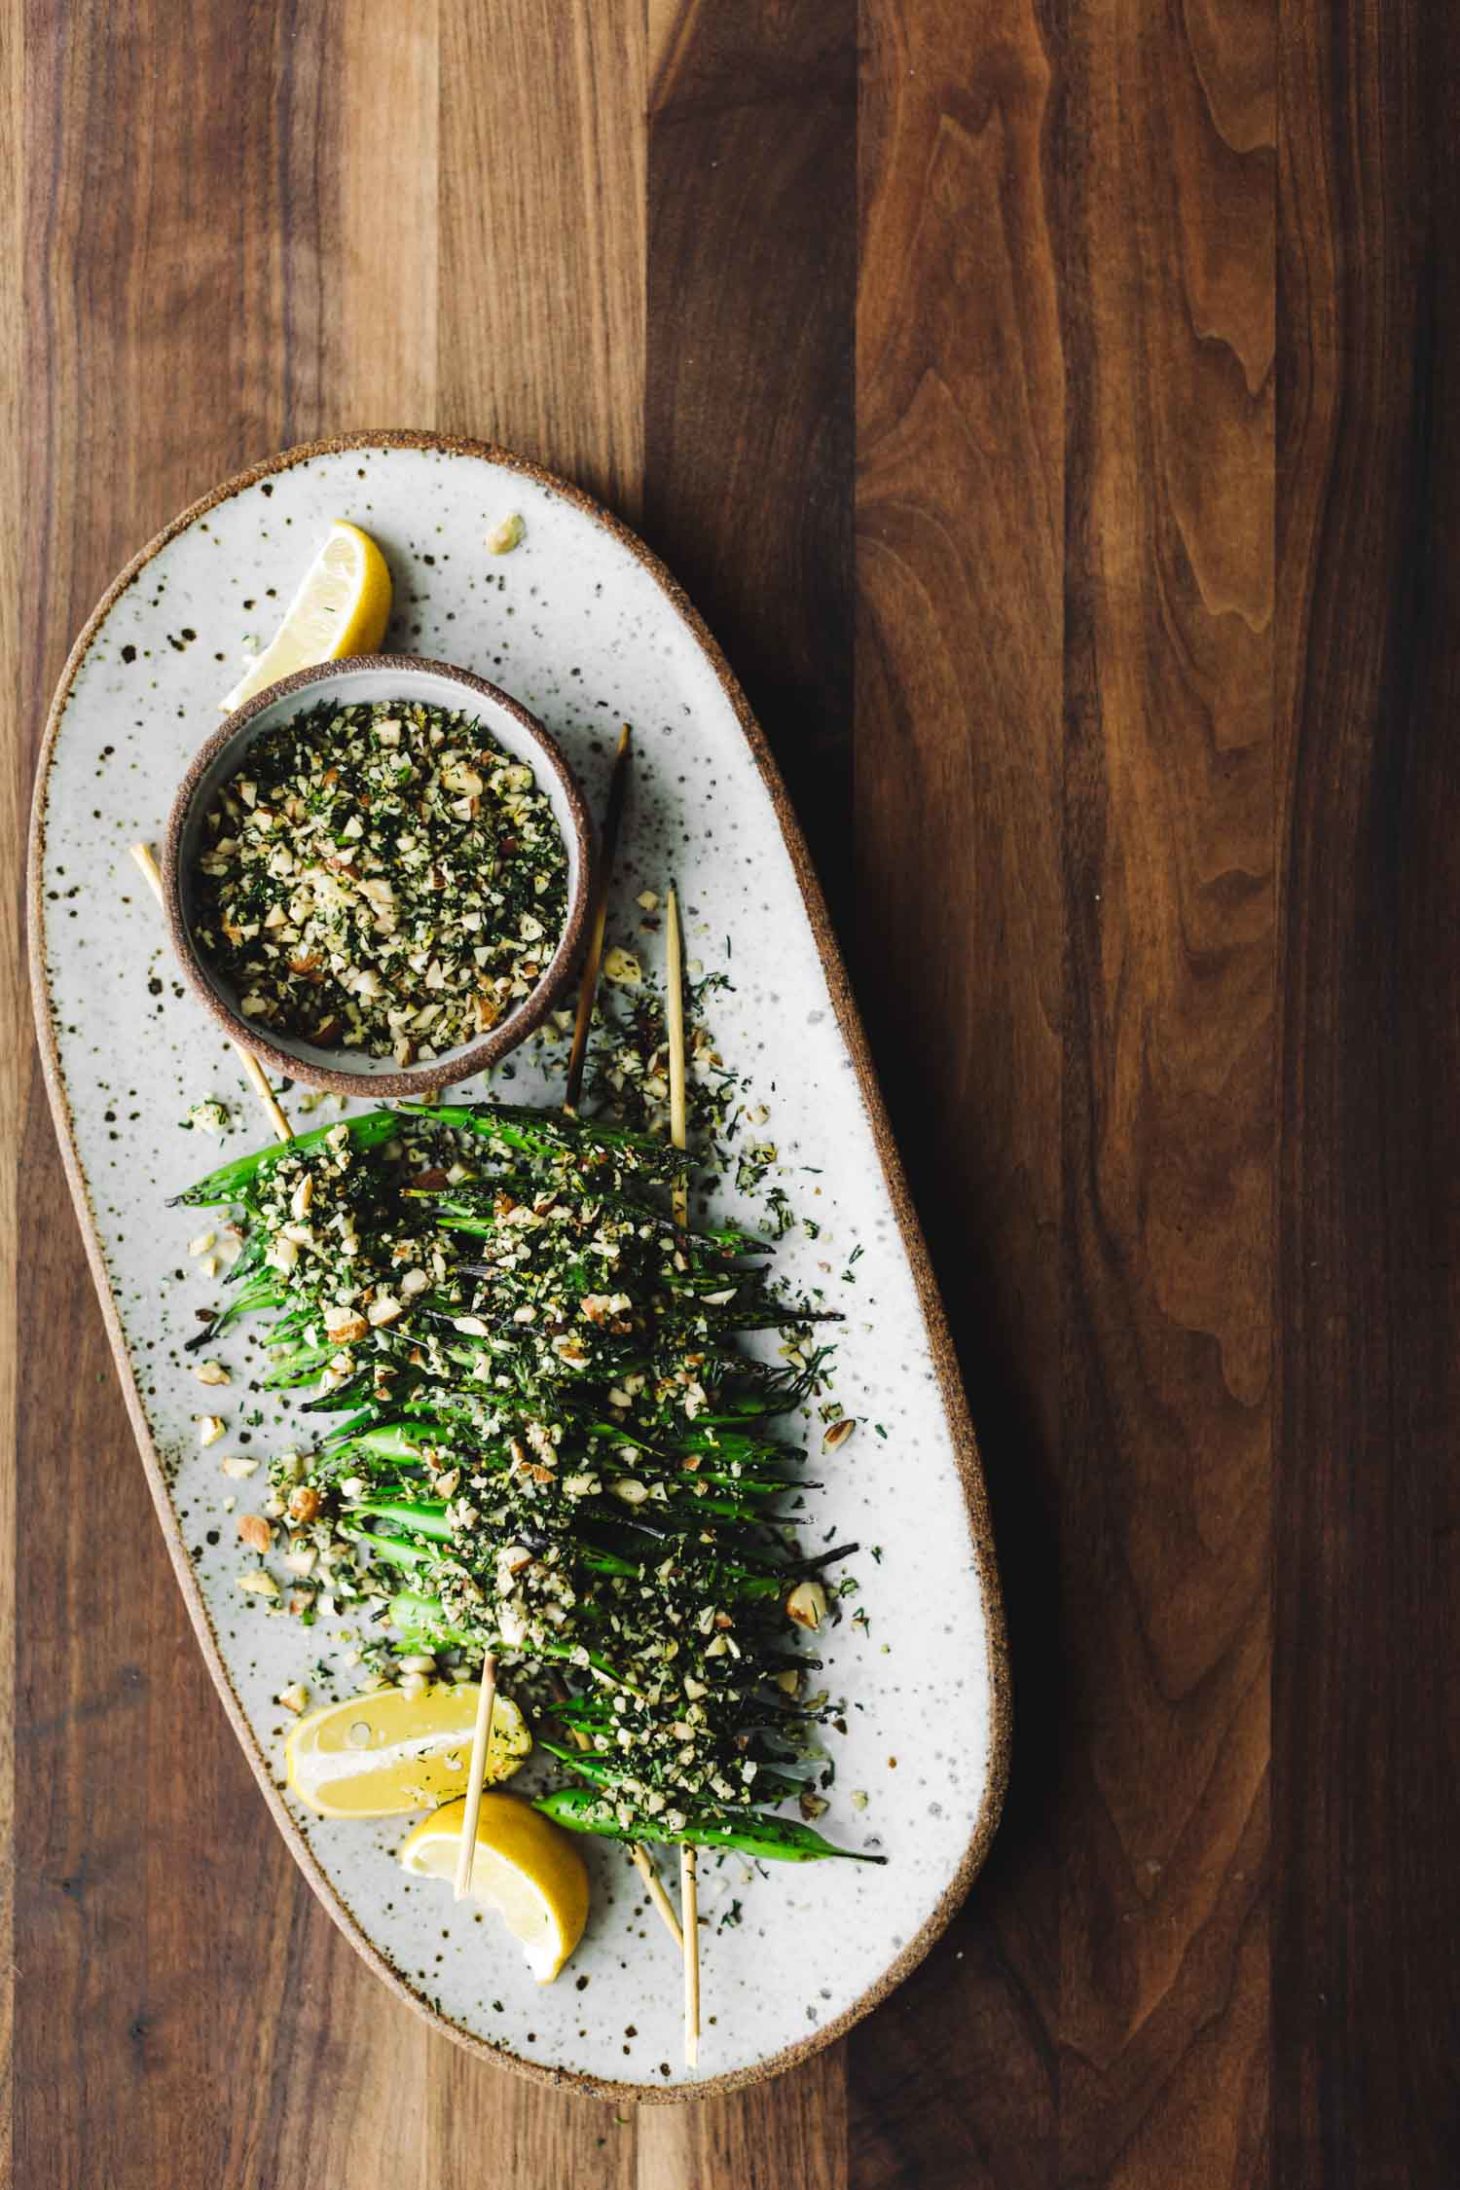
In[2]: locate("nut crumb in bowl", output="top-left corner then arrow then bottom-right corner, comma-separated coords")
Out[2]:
191,694 -> 570,1068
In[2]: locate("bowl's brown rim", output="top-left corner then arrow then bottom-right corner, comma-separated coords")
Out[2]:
26,428 -> 1012,2105
158,653 -> 595,1098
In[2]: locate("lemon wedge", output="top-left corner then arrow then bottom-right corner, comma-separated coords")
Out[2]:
285,1682 -> 530,1818
399,1794 -> 590,1983
220,519 -> 392,711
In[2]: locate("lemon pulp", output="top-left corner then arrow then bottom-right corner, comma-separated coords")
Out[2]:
220,519 -> 392,711
285,1683 -> 530,1818
399,1794 -> 590,1983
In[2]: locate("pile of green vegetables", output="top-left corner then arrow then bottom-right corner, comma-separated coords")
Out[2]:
178,1102 -> 879,1867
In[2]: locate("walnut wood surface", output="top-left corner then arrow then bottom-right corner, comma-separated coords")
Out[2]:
7,1 -> 1454,2183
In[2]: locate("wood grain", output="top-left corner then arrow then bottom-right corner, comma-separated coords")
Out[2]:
853,8 -> 1065,2172
439,0 -> 646,517
639,2048 -> 847,2190
0,0 -> 20,2172
644,0 -> 857,907
1274,3 -> 1460,2184
334,3 -> 440,432
1056,2 -> 1274,2176
10,0 -> 1459,2182
852,0 -> 1275,2181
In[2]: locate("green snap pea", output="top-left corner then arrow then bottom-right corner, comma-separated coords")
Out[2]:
174,1108 -> 400,1205
534,1785 -> 884,1864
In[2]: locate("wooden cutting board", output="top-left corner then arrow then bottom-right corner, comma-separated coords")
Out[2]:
6,1 -> 1456,2185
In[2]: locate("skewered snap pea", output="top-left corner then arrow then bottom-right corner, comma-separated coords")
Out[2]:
183,1096 -> 873,1865
534,1785 -> 882,1865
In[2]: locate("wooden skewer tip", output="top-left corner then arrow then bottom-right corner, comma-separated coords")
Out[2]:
553,1671 -> 681,1951
633,1845 -> 685,1951
130,840 -> 292,1143
665,883 -> 689,1227
663,883 -> 700,2058
681,1844 -> 700,2066
564,724 -> 634,1115
562,738 -> 688,1950
454,1652 -> 498,1900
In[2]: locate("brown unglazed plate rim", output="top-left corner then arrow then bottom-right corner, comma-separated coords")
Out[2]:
158,653 -> 595,1098
27,428 -> 1012,2102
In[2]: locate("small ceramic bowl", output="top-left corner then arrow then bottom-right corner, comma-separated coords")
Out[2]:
161,655 -> 594,1098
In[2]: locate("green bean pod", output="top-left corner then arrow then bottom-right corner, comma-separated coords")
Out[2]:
534,1784 -> 884,1864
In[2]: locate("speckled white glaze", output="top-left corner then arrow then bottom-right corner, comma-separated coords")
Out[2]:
30,436 -> 1006,2098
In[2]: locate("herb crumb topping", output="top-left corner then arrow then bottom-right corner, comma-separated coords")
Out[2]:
192,697 -> 569,1064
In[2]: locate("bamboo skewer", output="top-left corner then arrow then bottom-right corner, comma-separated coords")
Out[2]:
634,1836 -> 686,1953
665,884 -> 690,1232
450,721 -> 682,1937
564,723 -> 631,1114
454,1652 -> 499,1898
553,727 -> 680,1941
552,1679 -> 684,1950
129,842 -> 293,1143
664,884 -> 699,2065
680,1845 -> 700,2067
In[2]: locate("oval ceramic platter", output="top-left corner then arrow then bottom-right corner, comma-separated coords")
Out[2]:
28,432 -> 1008,2099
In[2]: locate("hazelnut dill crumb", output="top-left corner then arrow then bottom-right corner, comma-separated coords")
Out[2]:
192,697 -> 569,1065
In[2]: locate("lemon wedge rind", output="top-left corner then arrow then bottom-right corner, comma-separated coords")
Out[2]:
285,1682 -> 530,1819
220,518 -> 392,713
399,1793 -> 590,1984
